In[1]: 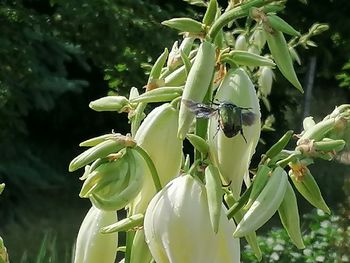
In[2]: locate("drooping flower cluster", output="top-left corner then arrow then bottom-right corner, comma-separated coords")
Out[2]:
68,1 -> 347,263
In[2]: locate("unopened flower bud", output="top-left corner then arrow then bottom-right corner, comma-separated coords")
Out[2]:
289,163 -> 330,214
208,68 -> 261,198
80,148 -> 145,211
89,96 -> 130,112
144,174 -> 240,263
74,206 -> 118,263
129,103 -> 183,214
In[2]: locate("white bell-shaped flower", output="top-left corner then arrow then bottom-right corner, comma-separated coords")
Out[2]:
208,68 -> 261,198
144,174 -> 240,263
73,206 -> 118,263
130,103 -> 183,214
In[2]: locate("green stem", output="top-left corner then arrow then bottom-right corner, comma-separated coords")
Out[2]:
135,146 -> 162,192
208,0 -> 274,41
227,186 -> 252,219
131,102 -> 147,137
188,159 -> 201,175
194,70 -> 215,161
276,150 -> 301,168
170,96 -> 182,109
125,230 -> 135,263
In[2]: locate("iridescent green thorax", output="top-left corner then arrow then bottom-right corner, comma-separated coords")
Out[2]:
218,103 -> 243,138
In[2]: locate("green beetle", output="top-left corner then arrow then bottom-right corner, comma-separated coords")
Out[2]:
182,99 -> 256,142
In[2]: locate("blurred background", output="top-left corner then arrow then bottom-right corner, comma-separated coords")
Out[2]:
0,0 -> 349,262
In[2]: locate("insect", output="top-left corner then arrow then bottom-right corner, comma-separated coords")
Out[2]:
182,99 -> 257,142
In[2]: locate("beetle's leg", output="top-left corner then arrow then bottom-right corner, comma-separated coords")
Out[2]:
213,123 -> 220,138
240,129 -> 248,143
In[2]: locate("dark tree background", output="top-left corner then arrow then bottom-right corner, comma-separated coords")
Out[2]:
0,0 -> 349,261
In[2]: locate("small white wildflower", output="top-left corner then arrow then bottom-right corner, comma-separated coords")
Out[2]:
317,209 -> 325,216
273,244 -> 284,251
303,248 -> 312,256
320,220 -> 330,228
270,252 -> 280,261
316,255 -> 325,262
342,254 -> 349,262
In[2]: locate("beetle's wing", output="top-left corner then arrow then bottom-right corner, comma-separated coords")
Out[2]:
182,99 -> 217,118
241,111 -> 256,126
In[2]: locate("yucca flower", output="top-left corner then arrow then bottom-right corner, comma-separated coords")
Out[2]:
74,206 -> 118,263
208,68 -> 261,198
129,103 -> 183,214
144,174 -> 240,263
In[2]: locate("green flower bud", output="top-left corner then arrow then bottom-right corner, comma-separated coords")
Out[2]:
202,0 -> 218,27
69,135 -> 136,172
81,148 -> 145,211
325,105 -> 350,149
264,29 -> 303,93
100,214 -> 144,234
244,165 -> 272,210
74,206 -> 118,263
164,63 -> 190,87
178,41 -> 216,140
161,18 -> 205,34
266,15 -> 301,37
313,138 -> 346,152
144,174 -> 240,263
265,130 -> 294,159
129,103 -> 182,214
208,68 -> 261,198
147,48 -> 169,90
224,193 -> 262,261
226,50 -> 275,67
289,162 -> 330,214
130,86 -> 183,104
298,118 -> 335,144
205,164 -> 223,233
289,46 -> 301,65
89,96 -> 130,112
186,133 -> 209,155
278,181 -> 305,249
233,167 -> 288,238
79,133 -> 120,147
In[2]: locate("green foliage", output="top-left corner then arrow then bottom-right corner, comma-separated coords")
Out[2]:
0,0 -> 185,193
0,0 -> 88,125
242,209 -> 350,262
336,60 -> 350,89
20,232 -> 72,263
